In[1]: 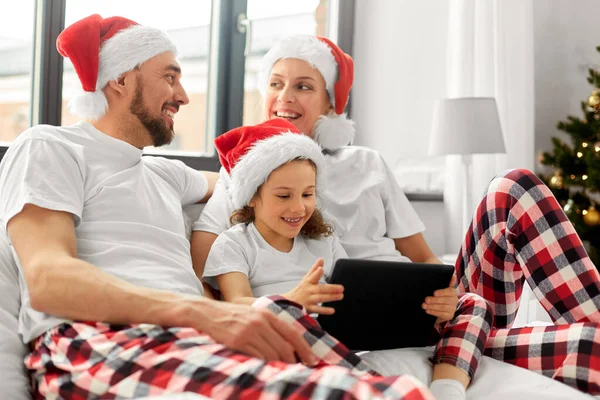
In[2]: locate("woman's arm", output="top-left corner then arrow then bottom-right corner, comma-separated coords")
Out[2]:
198,171 -> 220,203
394,233 -> 457,323
394,232 -> 442,264
191,231 -> 219,281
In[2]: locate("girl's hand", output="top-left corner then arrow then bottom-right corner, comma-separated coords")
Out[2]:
284,259 -> 344,315
423,275 -> 458,324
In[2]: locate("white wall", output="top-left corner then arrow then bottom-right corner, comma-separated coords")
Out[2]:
351,0 -> 449,167
351,1 -> 450,256
352,0 -> 600,169
534,0 -> 600,164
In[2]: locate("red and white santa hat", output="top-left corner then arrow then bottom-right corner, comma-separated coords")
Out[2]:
56,14 -> 177,120
257,35 -> 355,151
215,118 -> 325,210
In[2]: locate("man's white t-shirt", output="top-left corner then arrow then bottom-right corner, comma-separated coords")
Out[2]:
194,146 -> 424,262
0,122 -> 209,343
203,222 -> 348,297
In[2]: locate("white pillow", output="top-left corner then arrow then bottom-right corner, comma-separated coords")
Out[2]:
0,229 -> 31,400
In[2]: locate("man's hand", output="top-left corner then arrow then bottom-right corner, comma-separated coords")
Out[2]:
284,259 -> 344,315
423,275 -> 458,324
199,300 -> 318,366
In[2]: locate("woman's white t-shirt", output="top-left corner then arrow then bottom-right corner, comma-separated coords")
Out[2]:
194,146 -> 425,262
203,222 -> 348,297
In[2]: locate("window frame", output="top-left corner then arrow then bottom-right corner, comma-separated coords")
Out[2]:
0,0 -> 356,171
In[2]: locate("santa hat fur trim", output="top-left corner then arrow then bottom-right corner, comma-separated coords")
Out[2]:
313,113 -> 355,151
228,132 -> 325,210
57,15 -> 177,120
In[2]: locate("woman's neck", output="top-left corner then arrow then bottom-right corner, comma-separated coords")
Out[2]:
253,220 -> 295,253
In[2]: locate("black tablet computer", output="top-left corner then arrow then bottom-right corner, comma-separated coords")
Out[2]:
317,258 -> 455,351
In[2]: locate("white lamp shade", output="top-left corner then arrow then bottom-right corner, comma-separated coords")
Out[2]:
428,97 -> 506,156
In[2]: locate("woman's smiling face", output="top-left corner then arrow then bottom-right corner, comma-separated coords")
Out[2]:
263,58 -> 332,137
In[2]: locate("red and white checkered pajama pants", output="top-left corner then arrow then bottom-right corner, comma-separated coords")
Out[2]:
25,291 -> 494,400
456,168 -> 600,394
26,296 -> 434,400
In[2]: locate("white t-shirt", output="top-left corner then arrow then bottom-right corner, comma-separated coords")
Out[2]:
203,222 -> 348,297
0,122 -> 209,343
194,146 -> 424,262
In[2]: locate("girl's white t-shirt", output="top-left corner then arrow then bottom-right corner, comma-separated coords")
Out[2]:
203,222 -> 348,297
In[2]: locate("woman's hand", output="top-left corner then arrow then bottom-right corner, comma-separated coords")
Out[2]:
423,275 -> 458,324
284,259 -> 344,315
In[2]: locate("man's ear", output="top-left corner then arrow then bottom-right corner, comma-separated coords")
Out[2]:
106,74 -> 129,96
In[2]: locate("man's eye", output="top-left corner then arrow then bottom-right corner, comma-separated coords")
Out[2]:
166,75 -> 175,83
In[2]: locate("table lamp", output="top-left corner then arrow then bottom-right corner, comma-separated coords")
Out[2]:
428,97 -> 506,229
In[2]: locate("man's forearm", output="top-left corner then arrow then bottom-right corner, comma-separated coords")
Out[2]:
29,256 -> 205,329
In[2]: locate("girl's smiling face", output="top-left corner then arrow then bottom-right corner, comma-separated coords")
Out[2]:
251,159 -> 317,252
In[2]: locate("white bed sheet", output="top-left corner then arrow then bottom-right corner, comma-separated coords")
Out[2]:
361,346 -> 593,400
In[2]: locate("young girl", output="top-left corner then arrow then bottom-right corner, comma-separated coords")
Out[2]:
192,35 -> 600,394
203,117 -> 346,314
203,118 -> 495,400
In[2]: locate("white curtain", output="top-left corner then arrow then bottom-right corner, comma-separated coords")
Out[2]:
443,0 -> 536,254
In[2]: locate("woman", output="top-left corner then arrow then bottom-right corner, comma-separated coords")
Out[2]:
191,35 -> 600,395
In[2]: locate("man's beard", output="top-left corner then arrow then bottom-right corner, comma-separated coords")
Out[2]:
129,77 -> 174,147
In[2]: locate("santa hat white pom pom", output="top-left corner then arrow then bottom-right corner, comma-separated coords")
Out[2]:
68,90 -> 109,120
313,113 -> 355,151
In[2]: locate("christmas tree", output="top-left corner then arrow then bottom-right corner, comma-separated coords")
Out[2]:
539,45 -> 600,266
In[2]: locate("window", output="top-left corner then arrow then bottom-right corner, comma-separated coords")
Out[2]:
0,0 -> 350,169
0,0 -> 35,145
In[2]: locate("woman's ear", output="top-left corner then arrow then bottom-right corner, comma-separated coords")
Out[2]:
323,103 -> 334,115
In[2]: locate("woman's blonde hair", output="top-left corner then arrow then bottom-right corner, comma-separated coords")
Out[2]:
229,159 -> 333,239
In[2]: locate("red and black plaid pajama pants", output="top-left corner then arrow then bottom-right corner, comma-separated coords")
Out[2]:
26,296 -> 435,400
26,291 -> 494,400
456,168 -> 600,394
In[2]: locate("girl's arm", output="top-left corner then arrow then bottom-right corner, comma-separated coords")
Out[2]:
216,261 -> 344,315
216,272 -> 257,306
